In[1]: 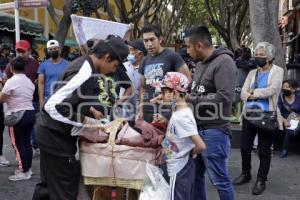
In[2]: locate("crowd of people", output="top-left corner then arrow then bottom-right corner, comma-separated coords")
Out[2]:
0,23 -> 299,200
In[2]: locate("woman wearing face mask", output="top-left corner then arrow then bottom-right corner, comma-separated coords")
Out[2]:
277,79 -> 300,158
233,42 -> 284,195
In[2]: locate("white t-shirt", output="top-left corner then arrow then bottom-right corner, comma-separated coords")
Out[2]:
2,74 -> 34,115
162,107 -> 198,176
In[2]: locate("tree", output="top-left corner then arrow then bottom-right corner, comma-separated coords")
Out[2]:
143,0 -> 188,43
179,0 -> 250,50
105,0 -> 160,38
104,0 -> 187,44
204,0 -> 250,50
180,0 -> 218,43
47,0 -> 108,49
249,0 -> 285,69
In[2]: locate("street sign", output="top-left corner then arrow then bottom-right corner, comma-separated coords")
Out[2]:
0,2 -> 15,11
18,0 -> 48,8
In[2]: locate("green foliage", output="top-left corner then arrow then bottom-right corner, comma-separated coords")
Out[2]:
180,0 -> 220,44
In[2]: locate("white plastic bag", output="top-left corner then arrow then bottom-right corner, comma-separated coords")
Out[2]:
139,163 -> 170,200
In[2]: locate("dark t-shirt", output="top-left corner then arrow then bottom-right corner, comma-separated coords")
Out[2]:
111,67 -> 131,95
139,48 -> 185,105
0,55 -> 9,71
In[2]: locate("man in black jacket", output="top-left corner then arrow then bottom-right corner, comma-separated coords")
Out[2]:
185,26 -> 236,200
32,38 -> 129,200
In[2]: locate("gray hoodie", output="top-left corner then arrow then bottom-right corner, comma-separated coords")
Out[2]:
188,47 -> 237,135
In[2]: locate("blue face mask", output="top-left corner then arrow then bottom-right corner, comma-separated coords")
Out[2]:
127,54 -> 136,64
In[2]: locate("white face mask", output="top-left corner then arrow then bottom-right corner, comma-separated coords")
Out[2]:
127,54 -> 136,64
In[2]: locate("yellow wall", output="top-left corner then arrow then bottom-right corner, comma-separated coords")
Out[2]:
2,0 -> 132,57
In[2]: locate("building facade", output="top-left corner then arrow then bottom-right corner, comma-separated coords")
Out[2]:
0,0 -> 129,59
279,0 -> 300,80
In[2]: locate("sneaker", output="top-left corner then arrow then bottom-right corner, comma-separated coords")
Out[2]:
33,148 -> 40,158
14,169 -> 33,176
8,170 -> 31,181
0,155 -> 10,166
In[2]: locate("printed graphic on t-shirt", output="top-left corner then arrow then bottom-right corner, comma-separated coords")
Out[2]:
144,63 -> 164,85
162,124 -> 179,160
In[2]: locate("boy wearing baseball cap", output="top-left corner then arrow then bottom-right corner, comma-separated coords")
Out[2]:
153,72 -> 206,200
33,37 -> 129,200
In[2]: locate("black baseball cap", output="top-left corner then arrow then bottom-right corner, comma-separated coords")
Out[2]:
126,39 -> 148,56
101,37 -> 129,71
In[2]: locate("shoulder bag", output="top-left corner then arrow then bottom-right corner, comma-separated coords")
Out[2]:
4,110 -> 25,126
244,70 -> 278,133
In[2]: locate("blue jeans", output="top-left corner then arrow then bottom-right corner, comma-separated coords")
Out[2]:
31,102 -> 40,149
194,129 -> 235,200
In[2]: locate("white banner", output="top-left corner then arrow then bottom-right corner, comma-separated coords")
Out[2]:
71,14 -> 132,45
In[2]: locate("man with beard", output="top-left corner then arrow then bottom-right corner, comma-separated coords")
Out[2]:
38,40 -> 69,107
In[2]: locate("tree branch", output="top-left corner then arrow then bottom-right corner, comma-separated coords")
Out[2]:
106,3 -> 118,22
47,0 -> 59,27
204,0 -> 227,35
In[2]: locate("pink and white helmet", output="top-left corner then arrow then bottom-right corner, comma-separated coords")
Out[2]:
153,72 -> 190,93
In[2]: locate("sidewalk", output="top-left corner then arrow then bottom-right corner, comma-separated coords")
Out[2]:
1,130 -> 300,200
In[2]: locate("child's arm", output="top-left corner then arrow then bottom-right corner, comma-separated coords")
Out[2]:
191,135 -> 206,157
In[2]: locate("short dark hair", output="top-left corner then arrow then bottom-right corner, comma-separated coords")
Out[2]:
91,40 -> 119,61
141,25 -> 162,38
184,26 -> 212,46
11,57 -> 26,72
283,79 -> 298,89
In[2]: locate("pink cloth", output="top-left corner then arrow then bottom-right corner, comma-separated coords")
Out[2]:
79,128 -> 109,143
115,120 -> 165,148
2,74 -> 34,114
135,119 -> 165,148
80,141 -> 157,180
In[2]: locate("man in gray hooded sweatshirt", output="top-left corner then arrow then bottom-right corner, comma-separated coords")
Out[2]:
185,26 -> 236,200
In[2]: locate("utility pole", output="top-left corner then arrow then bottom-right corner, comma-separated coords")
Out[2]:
14,0 -> 20,42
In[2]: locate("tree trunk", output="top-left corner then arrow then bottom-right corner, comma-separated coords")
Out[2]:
47,0 -> 59,27
249,0 -> 286,69
229,11 -> 239,50
54,0 -> 73,49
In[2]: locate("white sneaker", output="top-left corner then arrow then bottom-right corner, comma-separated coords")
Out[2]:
14,168 -> 33,176
0,155 -> 10,166
33,148 -> 40,158
8,170 -> 31,181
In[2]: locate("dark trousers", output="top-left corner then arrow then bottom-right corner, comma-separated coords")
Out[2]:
170,157 -> 196,200
241,118 -> 274,181
282,129 -> 297,152
32,150 -> 80,200
31,101 -> 39,149
8,110 -> 35,172
0,104 -> 5,155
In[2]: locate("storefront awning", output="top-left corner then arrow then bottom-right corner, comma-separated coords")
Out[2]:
35,35 -> 78,47
64,38 -> 78,47
0,13 -> 44,37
